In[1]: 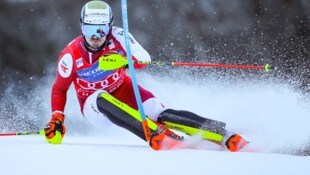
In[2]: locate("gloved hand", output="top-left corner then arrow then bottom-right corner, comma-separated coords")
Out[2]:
99,52 -> 127,70
41,112 -> 66,144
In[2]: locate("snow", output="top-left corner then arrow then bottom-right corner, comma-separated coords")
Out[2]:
1,135 -> 309,175
1,71 -> 310,175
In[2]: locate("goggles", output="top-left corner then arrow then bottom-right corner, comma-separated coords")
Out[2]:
81,23 -> 110,38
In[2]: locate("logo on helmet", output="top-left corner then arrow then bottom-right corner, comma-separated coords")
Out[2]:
84,9 -> 110,24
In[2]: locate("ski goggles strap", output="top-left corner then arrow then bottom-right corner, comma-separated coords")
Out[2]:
81,23 -> 110,38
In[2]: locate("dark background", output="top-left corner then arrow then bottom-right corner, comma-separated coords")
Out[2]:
0,0 -> 309,155
0,0 -> 309,92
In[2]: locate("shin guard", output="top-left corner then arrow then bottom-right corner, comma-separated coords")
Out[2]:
96,92 -> 158,141
158,109 -> 227,142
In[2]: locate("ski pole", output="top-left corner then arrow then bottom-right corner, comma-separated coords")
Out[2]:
121,0 -> 151,141
99,55 -> 272,72
137,61 -> 271,72
0,131 -> 41,136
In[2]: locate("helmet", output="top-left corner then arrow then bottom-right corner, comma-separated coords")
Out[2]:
80,1 -> 113,26
80,1 -> 114,52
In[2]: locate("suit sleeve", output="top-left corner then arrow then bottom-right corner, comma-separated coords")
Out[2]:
112,27 -> 151,69
51,51 -> 75,113
128,32 -> 151,69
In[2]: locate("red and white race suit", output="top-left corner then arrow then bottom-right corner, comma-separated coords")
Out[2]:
52,26 -> 164,126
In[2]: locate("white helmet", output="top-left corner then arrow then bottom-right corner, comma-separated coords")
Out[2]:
80,1 -> 114,52
80,0 -> 113,26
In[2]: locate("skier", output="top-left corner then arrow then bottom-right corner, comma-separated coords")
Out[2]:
42,0 -> 248,152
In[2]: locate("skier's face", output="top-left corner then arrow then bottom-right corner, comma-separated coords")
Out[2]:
85,35 -> 106,50
82,23 -> 109,49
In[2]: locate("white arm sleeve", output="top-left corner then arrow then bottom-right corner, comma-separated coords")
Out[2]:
112,26 -> 151,62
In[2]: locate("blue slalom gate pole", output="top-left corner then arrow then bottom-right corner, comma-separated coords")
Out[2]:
121,0 -> 151,141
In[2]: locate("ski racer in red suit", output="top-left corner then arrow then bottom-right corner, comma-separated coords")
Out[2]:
42,0 -> 248,152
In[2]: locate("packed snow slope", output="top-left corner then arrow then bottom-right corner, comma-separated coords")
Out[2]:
1,69 -> 310,175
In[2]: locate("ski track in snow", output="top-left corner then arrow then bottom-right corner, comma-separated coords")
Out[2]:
1,70 -> 310,175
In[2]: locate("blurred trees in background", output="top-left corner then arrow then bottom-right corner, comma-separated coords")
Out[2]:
0,0 -> 309,92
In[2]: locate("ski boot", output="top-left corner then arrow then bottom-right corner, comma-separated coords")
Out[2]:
149,124 -> 184,150
224,134 -> 249,152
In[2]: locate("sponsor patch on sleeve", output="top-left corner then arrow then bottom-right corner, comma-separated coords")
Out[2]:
76,58 -> 84,68
58,53 -> 73,78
